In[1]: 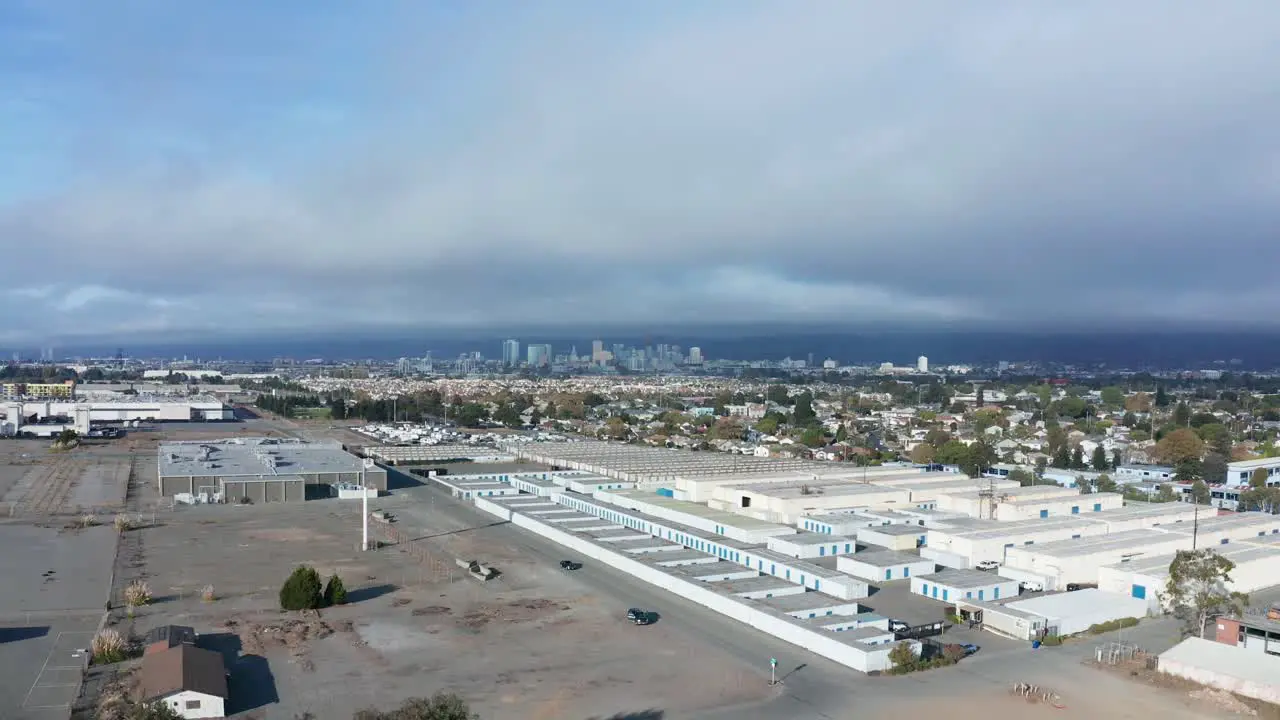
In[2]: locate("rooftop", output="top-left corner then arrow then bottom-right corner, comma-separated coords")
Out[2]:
139,643 -> 228,702
861,524 -> 928,537
918,568 -> 1014,589
1012,528 -> 1179,558
1159,636 -> 1280,688
842,549 -> 930,568
753,592 -> 860,613
158,438 -> 367,478
610,490 -> 785,531
732,481 -> 906,500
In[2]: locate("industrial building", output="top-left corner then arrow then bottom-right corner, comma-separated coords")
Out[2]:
156,438 -> 387,503
710,480 -> 913,524
911,568 -> 1019,604
837,550 -> 936,583
2,396 -> 232,426
857,524 -> 929,551
1100,536 -> 1280,613
362,445 -> 515,464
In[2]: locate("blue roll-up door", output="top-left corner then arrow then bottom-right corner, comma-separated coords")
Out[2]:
1132,584 -> 1146,599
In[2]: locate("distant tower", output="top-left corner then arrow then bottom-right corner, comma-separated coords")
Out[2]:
917,356 -> 929,373
689,347 -> 703,364
502,339 -> 520,367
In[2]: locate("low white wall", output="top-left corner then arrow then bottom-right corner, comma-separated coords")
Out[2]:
1159,654 -> 1280,705
920,546 -> 969,569
473,497 -> 512,521
991,564 -> 1054,591
484,505 -> 892,672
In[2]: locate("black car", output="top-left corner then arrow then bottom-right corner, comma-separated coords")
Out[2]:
632,612 -> 654,626
559,560 -> 582,571
626,608 -> 645,620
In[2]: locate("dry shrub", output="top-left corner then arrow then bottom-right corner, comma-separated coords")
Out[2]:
113,514 -> 135,532
124,579 -> 152,608
92,628 -> 127,664
79,514 -> 97,528
201,584 -> 216,602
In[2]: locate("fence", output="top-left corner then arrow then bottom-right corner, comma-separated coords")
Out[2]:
371,520 -> 457,584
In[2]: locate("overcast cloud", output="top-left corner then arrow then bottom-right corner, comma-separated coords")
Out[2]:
2,1 -> 1280,345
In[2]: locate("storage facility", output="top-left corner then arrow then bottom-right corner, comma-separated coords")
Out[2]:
1001,529 -> 1188,588
709,480 -> 912,524
992,492 -> 1124,521
766,532 -> 857,559
1004,589 -> 1148,635
1099,539 -> 1280,613
837,550 -> 935,582
157,438 -> 387,502
911,568 -> 1019,604
856,524 -> 928,551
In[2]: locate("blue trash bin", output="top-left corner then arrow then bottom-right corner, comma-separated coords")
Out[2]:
1032,640 -> 1041,649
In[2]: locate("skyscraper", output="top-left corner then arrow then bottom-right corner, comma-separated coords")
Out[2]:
689,347 -> 703,364
917,356 -> 929,373
526,344 -> 552,367
502,339 -> 520,366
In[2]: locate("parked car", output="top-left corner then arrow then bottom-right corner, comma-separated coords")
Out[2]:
626,608 -> 645,620
960,643 -> 980,656
1019,580 -> 1044,592
559,560 -> 582,571
975,560 -> 999,571
1066,583 -> 1097,592
632,612 -> 654,626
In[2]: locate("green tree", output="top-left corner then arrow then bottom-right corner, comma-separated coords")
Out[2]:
765,385 -> 791,405
493,403 -> 521,427
887,642 -> 918,674
1189,412 -> 1218,428
1036,385 -> 1052,408
1190,480 -> 1211,505
1096,473 -> 1117,493
948,400 -> 968,414
800,427 -> 826,448
127,702 -> 183,720
1070,446 -> 1085,470
935,440 -> 970,466
755,415 -> 780,435
792,392 -> 817,426
544,400 -> 557,419
1153,483 -> 1178,503
323,574 -> 347,606
1052,444 -> 1071,469
353,692 -> 478,720
1201,453 -> 1227,485
1251,467 -> 1270,489
1111,449 -> 1124,469
1008,468 -> 1036,487
280,566 -> 324,611
1155,385 -> 1170,407
1173,401 -> 1191,427
1174,458 -> 1203,482
1154,428 -> 1205,465
1091,446 -> 1109,471
1100,386 -> 1125,407
835,424 -> 849,443
962,442 -> 996,478
529,408 -> 542,426
910,443 -> 936,465
1163,549 -> 1248,638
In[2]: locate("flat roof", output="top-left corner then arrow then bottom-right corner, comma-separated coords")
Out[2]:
1159,636 -> 1280,687
158,438 -> 365,478
1007,588 -> 1140,618
918,568 -> 1014,589
934,516 -> 1101,541
748,548 -> 849,579
861,524 -> 927,537
1013,529 -> 1180,558
998,492 -> 1123,507
753,592 -> 860,612
564,495 -> 761,549
1161,513 -> 1280,535
1227,457 -> 1280,470
774,530 -> 857,545
1107,542 -> 1280,577
842,549 -> 931,568
721,576 -> 801,594
610,490 -> 786,531
674,561 -> 751,578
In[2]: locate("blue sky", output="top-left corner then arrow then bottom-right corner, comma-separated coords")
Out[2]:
2,1 -> 1280,346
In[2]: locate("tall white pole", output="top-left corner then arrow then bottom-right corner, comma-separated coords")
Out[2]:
362,486 -> 369,551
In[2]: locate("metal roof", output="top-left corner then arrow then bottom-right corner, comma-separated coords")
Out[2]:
158,437 -> 367,478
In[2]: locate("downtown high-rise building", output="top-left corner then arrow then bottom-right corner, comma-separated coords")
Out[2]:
917,355 -> 929,373
526,344 -> 552,367
502,339 -> 520,366
689,346 -> 703,364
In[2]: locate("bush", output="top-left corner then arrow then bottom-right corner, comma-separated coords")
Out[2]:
80,514 -> 98,529
124,580 -> 152,608
279,565 -> 324,611
200,584 -> 216,603
91,629 -> 128,664
114,514 -> 135,532
324,574 -> 348,606
1039,634 -> 1064,646
127,702 -> 183,720
1087,617 -> 1140,634
352,692 -> 477,720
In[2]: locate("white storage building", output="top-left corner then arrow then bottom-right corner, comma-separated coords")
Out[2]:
837,550 -> 935,583
912,568 -> 1020,604
766,532 -> 857,559
994,492 -> 1123,521
1002,529 -> 1191,589
925,517 -> 1109,566
1005,589 -> 1150,635
711,480 -> 911,524
857,524 -> 928,551
1099,538 -> 1280,613
595,489 -> 797,545
936,484 -> 1081,516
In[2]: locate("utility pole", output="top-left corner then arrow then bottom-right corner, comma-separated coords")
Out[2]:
1192,499 -> 1199,550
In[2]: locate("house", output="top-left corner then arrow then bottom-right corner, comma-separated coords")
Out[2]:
139,643 -> 229,718
143,625 -> 198,655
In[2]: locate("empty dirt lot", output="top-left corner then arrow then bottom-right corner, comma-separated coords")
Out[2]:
106,489 -> 769,719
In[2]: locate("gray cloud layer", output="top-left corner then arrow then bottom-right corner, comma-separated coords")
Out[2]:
3,1 -> 1280,344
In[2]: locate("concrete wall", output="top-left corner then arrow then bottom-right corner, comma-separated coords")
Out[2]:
837,556 -> 935,582
484,505 -> 894,672
995,493 -> 1123,521
857,527 -> 925,551
911,576 -> 1019,604
1158,639 -> 1280,704
222,479 -> 305,503
766,535 -> 856,559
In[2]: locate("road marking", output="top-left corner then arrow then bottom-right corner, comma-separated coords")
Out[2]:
22,630 -> 95,709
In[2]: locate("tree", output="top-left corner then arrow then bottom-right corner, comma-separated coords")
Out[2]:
792,392 -> 816,426
1111,449 -> 1124,469
1051,444 -> 1071,469
923,428 -> 952,447
1153,484 -> 1178,503
1096,473 -> 1117,493
934,440 -> 970,466
1155,385 -> 1170,407
835,424 -> 849,443
1190,480 -> 1211,505
800,427 -> 826,448
55,428 -> 79,446
353,692 -> 478,720
1174,458 -> 1203,483
1008,468 -> 1036,487
1163,549 -> 1248,639
755,415 -> 780,435
1100,386 -> 1125,407
962,442 -> 996,478
280,566 -> 324,611
544,400 -> 557,419
1251,467 -> 1270,489
1091,446 -> 1109,471
1154,428 -> 1205,465
1070,446 -> 1085,470
323,574 -> 347,606
529,408 -> 542,426
493,403 -> 521,427
948,400 -> 967,414
910,444 -> 936,465
888,642 -> 917,673
127,702 -> 183,720
1201,453 -> 1227,485
1173,401 -> 1191,427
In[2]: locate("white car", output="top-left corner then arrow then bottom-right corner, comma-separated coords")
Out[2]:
1019,580 -> 1044,592
975,560 -> 999,571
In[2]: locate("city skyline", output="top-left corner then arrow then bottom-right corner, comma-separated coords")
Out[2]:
3,3 -> 1280,344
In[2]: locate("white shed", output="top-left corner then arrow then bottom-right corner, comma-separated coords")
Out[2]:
837,550 -> 935,583
1005,589 -> 1149,636
857,524 -> 927,551
911,569 -> 1019,604
766,532 -> 857,559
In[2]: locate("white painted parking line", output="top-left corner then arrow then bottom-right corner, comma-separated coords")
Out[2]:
22,630 -> 94,709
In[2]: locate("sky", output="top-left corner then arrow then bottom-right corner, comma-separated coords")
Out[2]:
2,1 -> 1280,346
